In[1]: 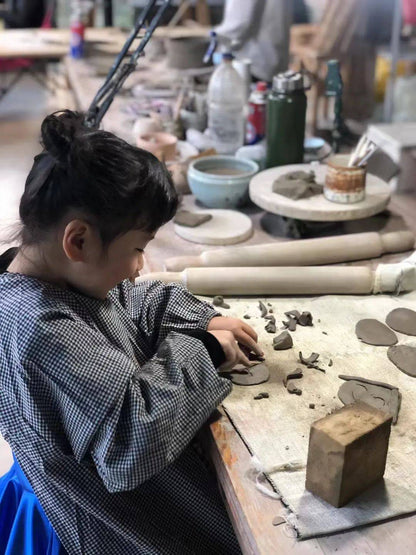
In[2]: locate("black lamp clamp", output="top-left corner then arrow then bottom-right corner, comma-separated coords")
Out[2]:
84,0 -> 172,129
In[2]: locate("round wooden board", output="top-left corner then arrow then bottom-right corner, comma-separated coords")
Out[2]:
174,209 -> 253,245
249,163 -> 391,222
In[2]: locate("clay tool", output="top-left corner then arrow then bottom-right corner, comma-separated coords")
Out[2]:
348,135 -> 378,167
164,230 -> 414,271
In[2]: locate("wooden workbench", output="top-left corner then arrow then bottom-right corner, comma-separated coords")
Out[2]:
0,25 -> 209,59
64,54 -> 416,554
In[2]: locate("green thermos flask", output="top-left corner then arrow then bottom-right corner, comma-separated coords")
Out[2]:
266,71 -> 308,168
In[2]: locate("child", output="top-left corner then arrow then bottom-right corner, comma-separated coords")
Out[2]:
0,110 -> 262,554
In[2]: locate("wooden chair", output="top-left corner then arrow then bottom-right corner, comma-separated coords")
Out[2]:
290,0 -> 376,133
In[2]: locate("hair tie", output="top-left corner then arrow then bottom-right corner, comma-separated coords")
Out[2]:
25,152 -> 57,196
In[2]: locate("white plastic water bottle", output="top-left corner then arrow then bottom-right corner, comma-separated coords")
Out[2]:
208,53 -> 246,155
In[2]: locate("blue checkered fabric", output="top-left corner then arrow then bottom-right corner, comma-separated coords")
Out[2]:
0,273 -> 241,554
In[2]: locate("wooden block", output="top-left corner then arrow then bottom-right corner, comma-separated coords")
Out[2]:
305,402 -> 392,507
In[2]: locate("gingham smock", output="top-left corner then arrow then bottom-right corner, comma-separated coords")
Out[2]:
0,273 -> 241,554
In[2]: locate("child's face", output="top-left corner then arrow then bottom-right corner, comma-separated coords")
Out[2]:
97,229 -> 155,293
62,220 -> 156,299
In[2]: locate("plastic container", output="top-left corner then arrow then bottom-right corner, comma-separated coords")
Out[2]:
266,71 -> 307,168
393,75 -> 416,122
207,53 -> 246,155
246,81 -> 267,145
70,10 -> 85,59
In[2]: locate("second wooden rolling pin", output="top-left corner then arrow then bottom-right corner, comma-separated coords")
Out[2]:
165,231 -> 414,271
137,266 -> 375,295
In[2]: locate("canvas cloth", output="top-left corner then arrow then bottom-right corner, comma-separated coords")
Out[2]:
199,291 -> 416,539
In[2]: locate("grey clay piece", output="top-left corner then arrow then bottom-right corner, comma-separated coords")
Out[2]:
283,368 -> 303,386
273,331 -> 293,350
386,307 -> 416,336
287,381 -> 302,395
298,311 -> 313,327
258,301 -> 268,318
355,318 -> 398,346
265,321 -> 277,334
229,362 -> 270,386
387,345 -> 416,378
338,374 -> 401,424
283,310 -> 313,331
173,210 -> 213,228
212,295 -> 230,309
299,352 -> 326,372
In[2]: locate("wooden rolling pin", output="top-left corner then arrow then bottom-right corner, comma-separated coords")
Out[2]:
137,266 -> 377,295
165,231 -> 414,272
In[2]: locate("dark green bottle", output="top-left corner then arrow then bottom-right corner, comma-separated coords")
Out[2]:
266,71 -> 307,168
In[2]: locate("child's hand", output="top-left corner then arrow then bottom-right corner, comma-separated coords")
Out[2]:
208,330 -> 252,371
208,316 -> 264,358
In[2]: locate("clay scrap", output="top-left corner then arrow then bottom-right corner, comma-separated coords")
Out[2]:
355,319 -> 398,346
272,170 -> 322,200
287,381 -> 302,395
228,362 -> 270,386
386,307 -> 416,336
174,210 -> 212,228
299,351 -> 326,372
258,301 -> 268,318
283,368 -> 303,386
254,392 -> 269,400
338,374 -> 401,425
212,295 -> 230,309
283,310 -> 313,331
387,345 -> 416,378
273,331 -> 293,351
265,315 -> 277,334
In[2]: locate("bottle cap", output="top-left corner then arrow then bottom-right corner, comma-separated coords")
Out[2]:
222,52 -> 234,61
272,71 -> 306,93
256,81 -> 268,92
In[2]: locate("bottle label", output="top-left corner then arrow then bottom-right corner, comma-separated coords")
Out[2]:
246,101 -> 266,145
209,111 -> 243,146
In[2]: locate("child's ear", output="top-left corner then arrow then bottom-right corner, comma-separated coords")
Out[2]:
62,220 -> 95,262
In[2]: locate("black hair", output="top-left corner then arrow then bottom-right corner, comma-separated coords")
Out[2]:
18,110 -> 178,247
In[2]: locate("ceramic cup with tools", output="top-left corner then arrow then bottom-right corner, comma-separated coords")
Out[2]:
324,154 -> 367,204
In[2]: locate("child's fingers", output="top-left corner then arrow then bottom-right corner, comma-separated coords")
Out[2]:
235,330 -> 263,356
241,322 -> 258,342
236,347 -> 252,367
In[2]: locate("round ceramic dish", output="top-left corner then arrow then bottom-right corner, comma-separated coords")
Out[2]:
187,156 -> 259,208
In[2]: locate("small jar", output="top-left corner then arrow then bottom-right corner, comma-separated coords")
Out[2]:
324,154 -> 367,204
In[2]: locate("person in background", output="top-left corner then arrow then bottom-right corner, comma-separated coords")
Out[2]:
0,0 -> 46,28
214,0 -> 293,82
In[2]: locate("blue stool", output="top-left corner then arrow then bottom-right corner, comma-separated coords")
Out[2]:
0,456 -> 64,554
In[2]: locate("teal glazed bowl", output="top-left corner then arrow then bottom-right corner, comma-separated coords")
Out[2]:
187,155 -> 259,208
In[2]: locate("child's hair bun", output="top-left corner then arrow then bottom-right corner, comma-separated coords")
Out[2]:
41,110 -> 85,166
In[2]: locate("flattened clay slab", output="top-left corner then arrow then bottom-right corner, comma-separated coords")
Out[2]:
229,362 -> 270,386
386,308 -> 416,336
355,319 -> 398,346
173,210 -> 212,228
387,345 -> 416,377
338,375 -> 401,424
